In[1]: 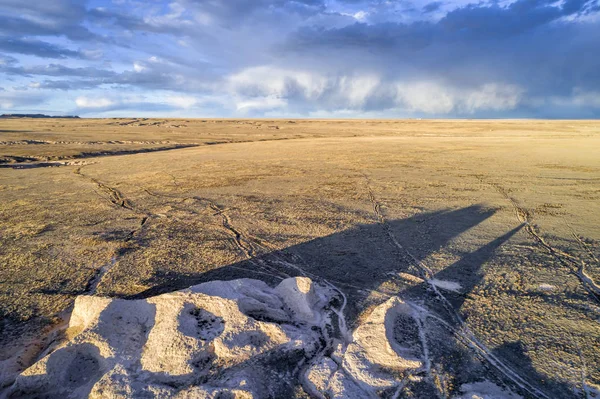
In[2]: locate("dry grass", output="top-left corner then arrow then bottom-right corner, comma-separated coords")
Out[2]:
1,118 -> 599,397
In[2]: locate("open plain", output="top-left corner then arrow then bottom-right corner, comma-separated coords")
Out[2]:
0,118 -> 599,398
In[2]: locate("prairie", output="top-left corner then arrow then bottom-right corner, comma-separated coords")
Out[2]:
1,118 -> 599,398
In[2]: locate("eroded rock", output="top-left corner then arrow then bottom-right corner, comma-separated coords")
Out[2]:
6,278 -> 451,398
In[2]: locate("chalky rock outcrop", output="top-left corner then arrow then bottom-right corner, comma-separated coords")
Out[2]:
304,297 -> 423,398
7,277 -> 426,398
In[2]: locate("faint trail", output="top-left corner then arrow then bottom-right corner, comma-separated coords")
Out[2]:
140,188 -> 303,281
192,196 -> 291,280
75,167 -> 133,210
75,167 -> 151,243
162,171 -> 180,188
143,188 -> 189,201
85,257 -> 117,295
144,183 -> 383,313
74,166 -> 153,293
414,311 -> 434,390
363,173 -> 552,399
206,200 -> 258,258
576,267 -> 600,300
566,222 -> 600,265
390,375 -> 412,399
573,336 -> 592,399
363,173 -> 433,279
485,180 -> 600,301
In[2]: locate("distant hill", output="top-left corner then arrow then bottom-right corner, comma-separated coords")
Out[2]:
0,114 -> 80,119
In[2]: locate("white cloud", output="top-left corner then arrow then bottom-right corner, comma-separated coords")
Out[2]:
463,83 -> 522,113
81,49 -> 104,60
228,66 -> 327,99
75,96 -> 115,108
339,74 -> 380,107
226,66 -> 523,115
73,92 -> 201,113
133,62 -> 146,72
396,81 -> 523,114
163,95 -> 198,108
396,81 -> 456,114
562,88 -> 600,108
353,11 -> 369,22
228,67 -> 382,111
236,96 -> 287,112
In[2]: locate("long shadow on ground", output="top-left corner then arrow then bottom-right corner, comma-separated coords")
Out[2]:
135,205 -> 496,319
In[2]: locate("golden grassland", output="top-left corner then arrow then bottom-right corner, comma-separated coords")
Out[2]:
1,118 -> 599,397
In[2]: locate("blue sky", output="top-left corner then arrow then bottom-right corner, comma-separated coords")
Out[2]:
0,0 -> 599,118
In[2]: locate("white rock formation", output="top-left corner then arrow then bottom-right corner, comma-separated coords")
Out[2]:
304,297 -> 423,398
456,381 -> 523,399
5,277 -> 429,398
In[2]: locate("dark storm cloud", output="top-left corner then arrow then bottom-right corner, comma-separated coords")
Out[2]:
0,15 -> 97,41
440,0 -> 597,37
0,64 -> 117,78
86,7 -> 189,35
31,80 -> 106,90
289,0 -> 598,49
0,54 -> 18,65
3,58 -> 214,94
0,0 -> 87,20
0,0 -> 97,41
282,0 -> 600,97
179,0 -> 326,22
290,21 -> 434,50
423,2 -> 443,13
0,38 -> 83,59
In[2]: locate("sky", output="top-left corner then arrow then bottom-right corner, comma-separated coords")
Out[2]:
0,0 -> 599,118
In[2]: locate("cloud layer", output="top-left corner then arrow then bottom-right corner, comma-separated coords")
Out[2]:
0,0 -> 599,117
